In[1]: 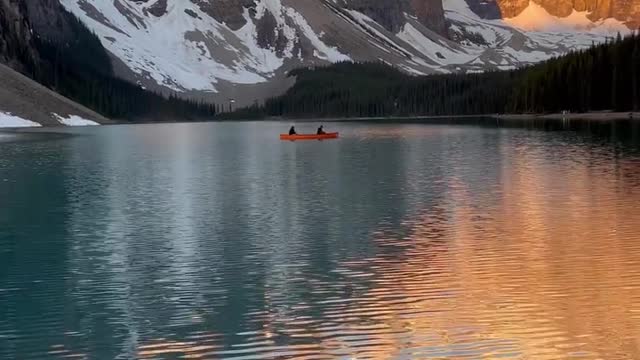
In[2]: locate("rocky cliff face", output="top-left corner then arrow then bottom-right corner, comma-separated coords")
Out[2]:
0,0 -> 115,78
172,0 -> 451,38
0,0 -> 37,71
463,0 -> 520,19
411,0 -> 448,35
191,0 -> 256,30
0,0 -> 87,65
341,0 -> 407,32
341,0 -> 448,36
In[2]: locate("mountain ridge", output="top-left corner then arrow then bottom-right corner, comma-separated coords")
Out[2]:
2,0 -> 635,109
55,0 -> 631,106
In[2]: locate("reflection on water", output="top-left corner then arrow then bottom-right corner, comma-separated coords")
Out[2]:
1,119 -> 640,359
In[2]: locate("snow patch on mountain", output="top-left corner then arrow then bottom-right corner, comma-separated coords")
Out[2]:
398,23 -> 478,65
233,9 -> 285,72
60,1 -> 231,91
286,8 -> 351,62
254,0 -> 297,58
54,114 -> 100,126
0,112 -> 42,128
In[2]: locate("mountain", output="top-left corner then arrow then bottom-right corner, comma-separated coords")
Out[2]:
0,0 -> 634,122
10,0 -> 637,107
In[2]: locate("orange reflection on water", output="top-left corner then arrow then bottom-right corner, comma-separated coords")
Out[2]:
62,144 -> 640,360
48,344 -> 88,360
137,333 -> 221,359
355,125 -> 461,140
295,148 -> 640,359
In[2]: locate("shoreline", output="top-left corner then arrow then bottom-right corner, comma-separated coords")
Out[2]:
2,112 -> 639,131
257,112 -> 640,122
493,112 -> 640,121
277,114 -> 486,122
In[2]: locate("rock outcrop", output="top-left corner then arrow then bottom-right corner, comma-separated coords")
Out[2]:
342,0 -> 448,36
191,0 -> 256,31
411,0 -> 448,36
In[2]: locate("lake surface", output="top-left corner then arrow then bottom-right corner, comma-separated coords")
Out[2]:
2,119 -> 640,359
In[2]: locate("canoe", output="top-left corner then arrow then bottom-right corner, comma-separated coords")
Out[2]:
280,132 -> 339,141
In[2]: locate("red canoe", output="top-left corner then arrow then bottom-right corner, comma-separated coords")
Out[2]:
280,132 -> 339,141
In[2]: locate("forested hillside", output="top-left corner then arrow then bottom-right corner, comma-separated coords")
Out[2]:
244,33 -> 640,118
0,1 -> 217,121
511,33 -> 640,113
260,63 -> 520,117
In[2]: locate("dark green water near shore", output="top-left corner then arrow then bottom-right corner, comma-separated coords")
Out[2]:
2,119 -> 640,359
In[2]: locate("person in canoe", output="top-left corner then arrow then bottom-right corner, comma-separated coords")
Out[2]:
289,126 -> 297,135
317,125 -> 326,135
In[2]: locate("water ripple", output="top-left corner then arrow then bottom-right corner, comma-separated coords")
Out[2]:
2,122 -> 640,359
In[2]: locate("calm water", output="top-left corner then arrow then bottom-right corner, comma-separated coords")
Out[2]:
2,120 -> 640,359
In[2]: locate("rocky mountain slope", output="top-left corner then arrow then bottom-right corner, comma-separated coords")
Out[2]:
27,0 -> 639,105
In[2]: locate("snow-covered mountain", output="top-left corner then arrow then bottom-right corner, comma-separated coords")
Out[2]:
59,0 -> 631,105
